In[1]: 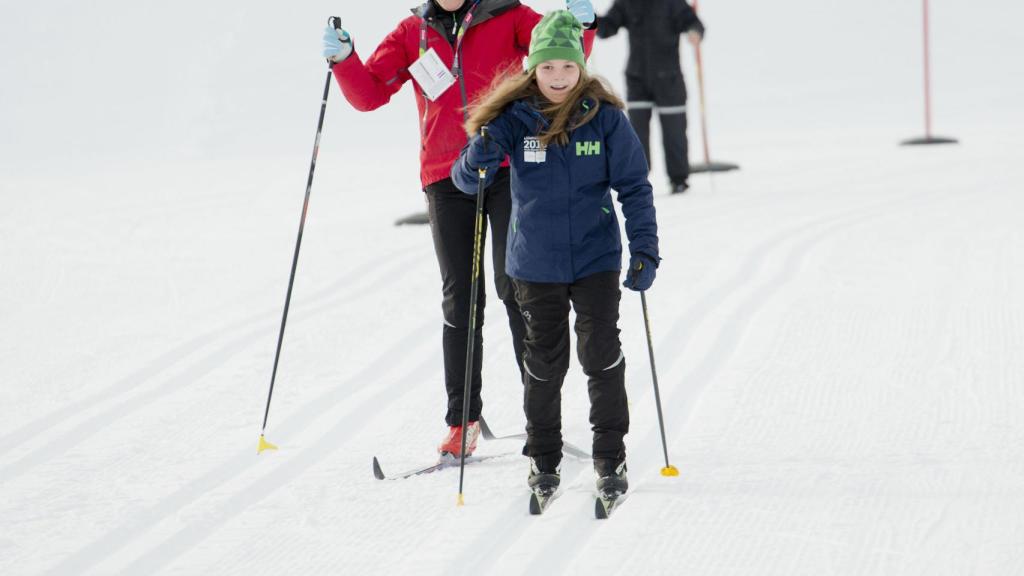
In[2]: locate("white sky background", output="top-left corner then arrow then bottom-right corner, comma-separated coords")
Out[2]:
1,0 -> 1021,180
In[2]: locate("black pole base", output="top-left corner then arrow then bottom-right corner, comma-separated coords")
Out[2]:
394,211 -> 430,226
690,161 -> 741,174
900,136 -> 958,146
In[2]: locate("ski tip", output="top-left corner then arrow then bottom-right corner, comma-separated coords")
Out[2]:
478,416 -> 495,440
372,457 -> 385,480
660,465 -> 680,477
595,497 -> 609,519
529,492 -> 542,515
257,434 -> 278,455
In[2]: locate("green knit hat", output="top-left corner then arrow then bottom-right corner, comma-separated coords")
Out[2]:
527,10 -> 585,72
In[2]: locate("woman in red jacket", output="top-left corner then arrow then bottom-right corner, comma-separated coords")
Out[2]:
322,0 -> 595,457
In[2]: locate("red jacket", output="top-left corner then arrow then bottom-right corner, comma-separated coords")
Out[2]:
333,0 -> 595,188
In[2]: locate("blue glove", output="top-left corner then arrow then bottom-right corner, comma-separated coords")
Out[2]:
322,25 -> 353,63
465,133 -> 503,172
623,253 -> 657,291
566,0 -> 595,27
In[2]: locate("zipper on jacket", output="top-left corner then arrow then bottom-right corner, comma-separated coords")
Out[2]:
422,100 -> 429,149
566,139 -> 575,275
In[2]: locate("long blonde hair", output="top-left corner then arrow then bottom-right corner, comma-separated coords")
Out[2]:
465,67 -> 625,147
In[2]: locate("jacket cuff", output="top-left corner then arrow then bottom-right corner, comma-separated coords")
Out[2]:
634,251 -> 661,268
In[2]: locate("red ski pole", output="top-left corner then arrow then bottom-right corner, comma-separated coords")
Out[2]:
923,0 -> 933,139
687,0 -> 739,174
693,41 -> 712,168
901,0 -> 957,145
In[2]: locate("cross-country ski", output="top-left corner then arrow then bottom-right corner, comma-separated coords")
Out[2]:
371,453 -> 514,481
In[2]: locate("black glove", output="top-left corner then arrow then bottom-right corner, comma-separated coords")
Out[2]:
465,133 -> 503,172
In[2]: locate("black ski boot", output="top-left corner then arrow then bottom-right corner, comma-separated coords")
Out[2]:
594,458 -> 628,519
527,453 -> 562,497
594,458 -> 628,498
528,452 -> 562,515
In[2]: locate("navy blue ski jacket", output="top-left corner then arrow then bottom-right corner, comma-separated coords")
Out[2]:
451,98 -> 659,284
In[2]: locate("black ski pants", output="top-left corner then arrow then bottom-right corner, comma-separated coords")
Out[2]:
513,271 -> 629,461
425,168 -> 527,427
626,71 -> 690,185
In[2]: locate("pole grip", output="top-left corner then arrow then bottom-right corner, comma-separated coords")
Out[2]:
326,17 -> 344,67
477,126 -> 490,178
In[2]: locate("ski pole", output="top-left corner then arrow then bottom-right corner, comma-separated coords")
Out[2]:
639,286 -> 678,476
457,126 -> 490,505
688,1 -> 739,176
922,0 -> 934,140
692,0 -> 712,167
900,0 -> 957,145
693,42 -> 713,169
257,16 -> 342,455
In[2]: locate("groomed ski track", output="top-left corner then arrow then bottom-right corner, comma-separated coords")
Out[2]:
4,142 -> 1021,575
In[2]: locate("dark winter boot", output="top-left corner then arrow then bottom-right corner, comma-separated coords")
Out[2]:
670,180 -> 689,194
527,453 -> 562,497
594,458 -> 628,497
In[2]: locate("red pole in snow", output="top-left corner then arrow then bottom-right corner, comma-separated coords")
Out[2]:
693,43 -> 712,166
902,0 -> 957,145
922,0 -> 933,139
692,0 -> 711,164
688,0 -> 739,174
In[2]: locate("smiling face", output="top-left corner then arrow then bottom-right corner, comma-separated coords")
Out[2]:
535,60 -> 581,104
436,0 -> 466,11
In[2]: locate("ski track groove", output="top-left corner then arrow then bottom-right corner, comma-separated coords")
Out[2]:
111,349 -> 442,576
40,317 -> 437,575
644,185 -> 951,450
449,496 -> 530,576
0,246 -> 424,484
622,185 -> 975,574
0,241 -> 421,456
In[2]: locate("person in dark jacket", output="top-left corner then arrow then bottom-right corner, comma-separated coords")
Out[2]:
597,0 -> 704,194
321,0 -> 596,458
451,10 -> 659,498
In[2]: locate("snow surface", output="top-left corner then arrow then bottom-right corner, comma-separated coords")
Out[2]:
2,0 -> 1024,574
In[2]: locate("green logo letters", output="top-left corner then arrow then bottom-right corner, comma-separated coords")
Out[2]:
575,141 -> 601,156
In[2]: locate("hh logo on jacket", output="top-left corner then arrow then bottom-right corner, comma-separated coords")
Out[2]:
576,141 -> 601,156
524,137 -> 547,163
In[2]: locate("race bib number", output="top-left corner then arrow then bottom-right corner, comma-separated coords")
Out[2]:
523,137 -> 547,163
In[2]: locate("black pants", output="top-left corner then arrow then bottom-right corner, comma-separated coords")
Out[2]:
513,271 -> 629,460
425,168 -> 527,426
626,71 -> 690,185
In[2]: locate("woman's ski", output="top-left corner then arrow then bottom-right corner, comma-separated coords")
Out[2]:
479,417 -> 592,459
371,452 -> 512,481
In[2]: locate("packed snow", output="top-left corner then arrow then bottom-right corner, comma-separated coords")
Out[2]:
2,0 -> 1023,574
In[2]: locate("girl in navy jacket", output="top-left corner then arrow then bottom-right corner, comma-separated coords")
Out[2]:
451,10 -> 659,500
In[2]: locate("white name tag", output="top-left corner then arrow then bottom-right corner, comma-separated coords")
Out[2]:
408,48 -> 456,101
